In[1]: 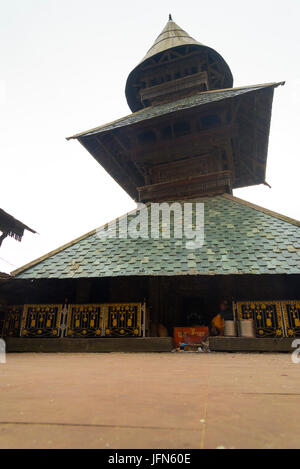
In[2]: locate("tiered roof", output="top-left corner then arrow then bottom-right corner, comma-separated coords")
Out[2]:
13,195 -> 300,278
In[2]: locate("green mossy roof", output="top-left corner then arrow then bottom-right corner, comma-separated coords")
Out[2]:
14,195 -> 300,279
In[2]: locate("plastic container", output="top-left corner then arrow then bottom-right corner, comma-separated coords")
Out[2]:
238,319 -> 255,338
224,320 -> 237,337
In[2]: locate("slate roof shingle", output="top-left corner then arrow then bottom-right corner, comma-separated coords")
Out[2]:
13,195 -> 300,279
67,83 -> 283,140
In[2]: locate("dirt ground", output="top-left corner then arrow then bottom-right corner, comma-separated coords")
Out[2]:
0,352 -> 299,449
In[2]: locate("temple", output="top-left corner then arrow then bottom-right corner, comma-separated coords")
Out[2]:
1,17 -> 299,352
69,18 -> 281,201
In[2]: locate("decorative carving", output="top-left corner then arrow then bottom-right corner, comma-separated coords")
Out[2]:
237,301 -> 284,338
281,301 -> 300,337
67,304 -> 103,338
3,305 -> 23,337
21,304 -> 62,338
105,303 -> 142,337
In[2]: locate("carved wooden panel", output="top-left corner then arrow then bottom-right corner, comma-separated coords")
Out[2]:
104,303 -> 142,337
67,304 -> 103,338
236,301 -> 284,338
21,304 -> 62,338
281,301 -> 300,338
3,305 -> 23,337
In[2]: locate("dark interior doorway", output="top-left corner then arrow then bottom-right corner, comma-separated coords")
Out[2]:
179,296 -> 210,327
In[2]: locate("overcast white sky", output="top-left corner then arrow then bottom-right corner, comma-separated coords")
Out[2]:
0,0 -> 299,273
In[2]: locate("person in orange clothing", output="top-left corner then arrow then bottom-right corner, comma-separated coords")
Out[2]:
211,300 -> 232,336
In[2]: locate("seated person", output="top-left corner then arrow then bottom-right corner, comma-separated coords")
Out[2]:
211,300 -> 233,336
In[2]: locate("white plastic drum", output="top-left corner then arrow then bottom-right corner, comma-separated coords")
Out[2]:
239,319 -> 255,338
224,320 -> 237,337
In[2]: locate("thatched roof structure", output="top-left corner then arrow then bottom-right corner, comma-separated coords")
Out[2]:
0,208 -> 36,246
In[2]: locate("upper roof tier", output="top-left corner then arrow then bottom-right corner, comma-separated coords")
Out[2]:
125,16 -> 233,112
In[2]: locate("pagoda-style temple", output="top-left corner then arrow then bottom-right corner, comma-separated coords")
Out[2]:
2,17 -> 299,352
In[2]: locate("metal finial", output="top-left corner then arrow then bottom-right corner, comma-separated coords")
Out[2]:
169,14 -> 172,21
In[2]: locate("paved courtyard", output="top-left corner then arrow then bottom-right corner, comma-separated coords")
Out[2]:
0,352 -> 299,449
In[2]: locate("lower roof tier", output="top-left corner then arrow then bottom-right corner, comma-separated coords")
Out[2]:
13,194 -> 300,279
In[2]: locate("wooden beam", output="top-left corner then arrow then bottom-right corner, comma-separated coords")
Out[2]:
111,132 -> 147,182
137,170 -> 232,202
95,136 -> 142,191
132,124 -> 238,163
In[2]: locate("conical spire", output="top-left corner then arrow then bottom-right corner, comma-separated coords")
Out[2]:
139,17 -> 205,65
125,17 -> 233,112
